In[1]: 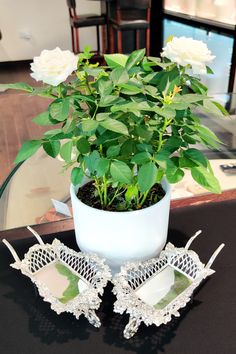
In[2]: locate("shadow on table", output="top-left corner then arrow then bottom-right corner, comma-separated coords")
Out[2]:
0,273 -> 99,344
99,283 -> 202,354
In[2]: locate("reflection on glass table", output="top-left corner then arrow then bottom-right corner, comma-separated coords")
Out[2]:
0,94 -> 236,234
0,148 -> 72,232
172,93 -> 236,199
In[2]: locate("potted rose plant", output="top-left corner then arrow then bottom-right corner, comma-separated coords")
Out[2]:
1,37 -> 228,272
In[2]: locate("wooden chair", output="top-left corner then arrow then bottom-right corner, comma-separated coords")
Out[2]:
66,0 -> 107,54
109,0 -> 151,55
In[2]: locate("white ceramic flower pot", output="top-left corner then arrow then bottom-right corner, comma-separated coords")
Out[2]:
70,179 -> 171,273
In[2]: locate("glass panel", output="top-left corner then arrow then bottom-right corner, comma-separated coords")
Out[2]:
163,19 -> 234,94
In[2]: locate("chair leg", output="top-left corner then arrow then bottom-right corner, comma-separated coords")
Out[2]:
146,28 -> 150,56
75,27 -> 80,53
71,26 -> 75,53
117,29 -> 122,53
109,25 -> 115,53
101,25 -> 107,54
136,30 -> 140,50
96,25 -> 100,54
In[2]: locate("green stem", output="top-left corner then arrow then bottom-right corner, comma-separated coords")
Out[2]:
85,73 -> 92,95
157,117 -> 170,151
94,177 -> 104,207
139,190 -> 149,207
92,103 -> 98,119
103,176 -> 108,206
108,186 -> 123,207
57,84 -> 63,98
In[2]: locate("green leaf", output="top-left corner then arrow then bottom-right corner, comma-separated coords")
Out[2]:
147,66 -> 179,93
182,134 -> 199,144
98,79 -> 113,97
203,99 -> 225,116
120,85 -> 143,95
100,119 -> 129,135
190,78 -> 208,94
154,106 -> 176,119
81,120 -> 98,132
71,167 -> 84,186
131,152 -> 151,165
43,140 -> 60,158
125,49 -> 146,71
62,118 -> 77,134
60,141 -> 73,162
125,185 -> 139,202
191,166 -> 221,194
144,85 -> 158,96
142,56 -> 157,71
156,169 -> 164,183
166,159 -> 184,183
111,67 -> 129,85
138,162 -> 157,193
175,94 -> 206,104
166,76 -> 181,95
104,53 -> 128,68
71,93 -> 96,104
155,149 -> 171,164
44,129 -> 62,138
135,126 -> 153,141
99,95 -> 121,107
0,82 -> 33,92
84,151 -> 100,174
143,71 -> 159,84
14,140 -> 41,163
85,66 -> 105,77
206,66 -> 214,74
110,160 -> 132,184
96,112 -> 110,121
121,140 -> 137,155
49,99 -> 70,121
179,156 -> 198,168
31,86 -> 55,98
111,100 -> 151,114
163,136 -> 182,153
32,111 -> 55,126
212,101 -> 229,116
197,125 -> 222,148
76,137 -> 90,154
137,143 -> 153,153
107,145 -> 121,158
96,158 -> 110,177
183,148 -> 208,167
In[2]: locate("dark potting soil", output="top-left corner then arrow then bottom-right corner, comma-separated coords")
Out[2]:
77,182 -> 166,211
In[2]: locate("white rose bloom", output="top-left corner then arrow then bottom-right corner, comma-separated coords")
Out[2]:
161,37 -> 215,75
30,47 -> 78,86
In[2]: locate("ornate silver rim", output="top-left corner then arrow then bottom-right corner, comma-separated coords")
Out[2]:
3,226 -> 111,328
112,230 -> 224,339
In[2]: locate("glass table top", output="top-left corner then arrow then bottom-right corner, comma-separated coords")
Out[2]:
0,92 -> 236,233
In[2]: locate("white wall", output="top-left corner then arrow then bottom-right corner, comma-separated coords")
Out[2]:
0,0 -> 101,62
